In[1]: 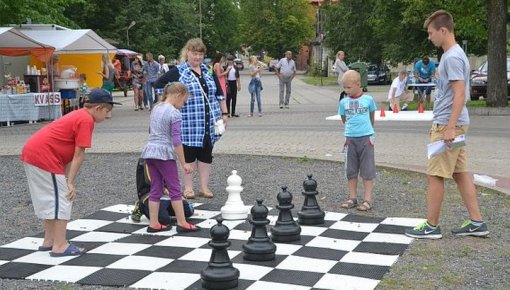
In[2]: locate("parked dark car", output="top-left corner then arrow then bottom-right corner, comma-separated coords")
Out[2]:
470,58 -> 510,100
234,58 -> 244,70
367,63 -> 391,85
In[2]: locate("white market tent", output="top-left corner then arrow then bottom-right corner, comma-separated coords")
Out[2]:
21,29 -> 116,54
0,27 -> 54,61
21,29 -> 117,88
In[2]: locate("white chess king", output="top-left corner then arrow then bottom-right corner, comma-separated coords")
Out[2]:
221,170 -> 249,220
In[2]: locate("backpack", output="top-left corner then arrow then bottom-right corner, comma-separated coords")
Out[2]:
132,158 -> 194,222
136,158 -> 150,199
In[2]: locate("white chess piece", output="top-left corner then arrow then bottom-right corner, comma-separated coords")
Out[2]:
221,170 -> 249,220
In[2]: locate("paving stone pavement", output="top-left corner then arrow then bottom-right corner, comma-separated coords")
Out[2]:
0,70 -> 508,194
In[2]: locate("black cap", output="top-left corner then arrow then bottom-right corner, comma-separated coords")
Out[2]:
85,88 -> 122,105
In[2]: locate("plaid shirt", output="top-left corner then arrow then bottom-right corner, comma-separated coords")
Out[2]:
178,62 -> 225,147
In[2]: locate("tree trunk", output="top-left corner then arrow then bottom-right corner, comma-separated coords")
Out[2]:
486,0 -> 508,107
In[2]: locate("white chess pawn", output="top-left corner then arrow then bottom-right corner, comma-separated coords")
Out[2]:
221,170 -> 249,220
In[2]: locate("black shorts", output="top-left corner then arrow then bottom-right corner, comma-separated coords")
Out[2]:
184,144 -> 213,164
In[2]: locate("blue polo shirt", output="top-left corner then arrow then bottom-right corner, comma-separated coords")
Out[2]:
415,60 -> 435,80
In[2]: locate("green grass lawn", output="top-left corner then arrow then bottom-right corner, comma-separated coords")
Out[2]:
301,76 -> 338,86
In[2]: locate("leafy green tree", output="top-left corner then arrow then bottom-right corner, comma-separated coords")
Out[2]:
323,0 -> 382,63
238,0 -> 315,58
0,0 -> 81,27
323,0 -> 488,64
197,0 -> 241,56
64,0 -> 199,60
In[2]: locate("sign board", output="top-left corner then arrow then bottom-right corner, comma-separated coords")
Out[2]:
34,92 -> 62,106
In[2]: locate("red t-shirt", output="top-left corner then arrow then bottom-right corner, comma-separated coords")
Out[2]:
21,109 -> 95,174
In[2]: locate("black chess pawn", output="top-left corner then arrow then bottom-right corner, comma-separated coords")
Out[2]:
270,186 -> 301,242
201,217 -> 239,290
243,199 -> 276,261
298,174 -> 325,225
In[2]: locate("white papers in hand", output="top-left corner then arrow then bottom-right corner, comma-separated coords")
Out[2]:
427,134 -> 465,159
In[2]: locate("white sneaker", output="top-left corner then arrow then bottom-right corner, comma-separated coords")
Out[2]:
402,104 -> 408,111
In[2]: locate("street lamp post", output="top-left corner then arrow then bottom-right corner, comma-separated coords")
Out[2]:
126,21 -> 136,48
462,40 -> 468,55
199,0 -> 202,39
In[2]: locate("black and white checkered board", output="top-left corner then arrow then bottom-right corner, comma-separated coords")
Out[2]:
0,203 -> 423,290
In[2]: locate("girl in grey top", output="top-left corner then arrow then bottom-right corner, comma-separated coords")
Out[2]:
140,82 -> 199,233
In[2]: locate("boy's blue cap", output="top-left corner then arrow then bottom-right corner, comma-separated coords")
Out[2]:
86,88 -> 122,105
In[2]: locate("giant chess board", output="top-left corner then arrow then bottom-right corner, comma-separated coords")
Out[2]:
0,203 -> 424,290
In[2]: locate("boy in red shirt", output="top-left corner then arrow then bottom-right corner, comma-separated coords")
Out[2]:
21,88 -> 121,257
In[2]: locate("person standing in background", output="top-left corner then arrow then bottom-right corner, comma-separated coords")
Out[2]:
414,56 -> 436,109
99,54 -> 115,95
248,56 -> 263,117
225,55 -> 241,117
143,52 -> 160,110
118,55 -> 131,98
275,51 -> 296,109
333,50 -> 349,100
158,55 -> 170,76
131,56 -> 144,111
98,54 -> 115,118
212,52 -> 228,96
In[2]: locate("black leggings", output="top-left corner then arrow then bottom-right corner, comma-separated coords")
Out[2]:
227,80 -> 238,115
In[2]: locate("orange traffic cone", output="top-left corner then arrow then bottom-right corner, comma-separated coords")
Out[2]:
393,103 -> 399,113
418,102 -> 424,113
380,105 -> 386,117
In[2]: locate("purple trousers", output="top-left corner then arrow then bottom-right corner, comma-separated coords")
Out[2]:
146,159 -> 182,202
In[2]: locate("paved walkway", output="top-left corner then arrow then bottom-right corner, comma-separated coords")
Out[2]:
0,70 -> 508,194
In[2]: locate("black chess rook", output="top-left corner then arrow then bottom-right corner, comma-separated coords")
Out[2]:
298,174 -> 325,225
243,199 -> 277,261
201,217 -> 239,290
270,186 -> 301,242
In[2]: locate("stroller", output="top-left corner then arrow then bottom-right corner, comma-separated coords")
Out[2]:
131,158 -> 194,224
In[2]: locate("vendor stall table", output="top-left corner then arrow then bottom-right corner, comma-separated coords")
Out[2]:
0,92 -> 62,126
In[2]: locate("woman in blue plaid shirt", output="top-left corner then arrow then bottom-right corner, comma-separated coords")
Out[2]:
155,38 -> 228,199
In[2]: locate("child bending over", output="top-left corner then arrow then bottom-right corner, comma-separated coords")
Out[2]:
21,89 -> 120,257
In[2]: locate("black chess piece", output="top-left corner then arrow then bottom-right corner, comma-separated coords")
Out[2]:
243,199 -> 277,261
201,217 -> 239,290
298,174 -> 325,225
270,186 -> 301,242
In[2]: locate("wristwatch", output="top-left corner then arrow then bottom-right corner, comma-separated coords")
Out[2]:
222,112 -> 229,116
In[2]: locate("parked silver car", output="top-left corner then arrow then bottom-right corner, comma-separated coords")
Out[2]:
367,63 -> 391,85
470,58 -> 510,100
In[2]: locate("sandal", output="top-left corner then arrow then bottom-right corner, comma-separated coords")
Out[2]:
38,245 -> 53,251
341,198 -> 358,209
147,224 -> 171,233
176,223 -> 201,233
357,200 -> 372,211
183,188 -> 195,199
199,190 -> 214,198
49,243 -> 86,257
